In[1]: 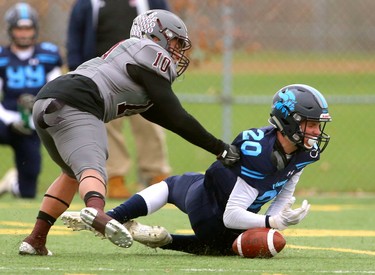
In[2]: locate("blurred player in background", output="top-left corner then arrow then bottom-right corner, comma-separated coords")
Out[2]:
19,10 -> 239,256
63,84 -> 332,255
67,0 -> 172,199
0,2 -> 62,198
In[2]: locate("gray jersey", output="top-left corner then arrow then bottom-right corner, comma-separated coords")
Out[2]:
70,38 -> 177,122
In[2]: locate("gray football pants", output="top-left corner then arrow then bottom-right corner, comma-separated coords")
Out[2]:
33,98 -> 108,182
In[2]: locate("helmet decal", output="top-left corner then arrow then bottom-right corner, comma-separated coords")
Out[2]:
19,3 -> 31,19
130,11 -> 158,38
274,89 -> 297,119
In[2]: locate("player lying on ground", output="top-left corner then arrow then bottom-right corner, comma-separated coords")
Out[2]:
62,84 -> 332,255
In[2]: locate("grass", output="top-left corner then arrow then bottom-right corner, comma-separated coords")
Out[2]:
0,195 -> 374,274
0,53 -> 374,273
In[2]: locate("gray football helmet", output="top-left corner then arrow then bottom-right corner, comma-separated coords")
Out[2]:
5,2 -> 39,47
269,84 -> 332,152
130,9 -> 191,76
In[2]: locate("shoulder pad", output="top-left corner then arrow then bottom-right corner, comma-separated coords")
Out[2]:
35,43 -> 62,65
0,47 -> 10,66
39,42 -> 60,53
132,39 -> 177,83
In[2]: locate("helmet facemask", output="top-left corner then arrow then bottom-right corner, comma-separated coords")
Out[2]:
294,116 -> 331,153
159,27 -> 191,76
130,10 -> 192,77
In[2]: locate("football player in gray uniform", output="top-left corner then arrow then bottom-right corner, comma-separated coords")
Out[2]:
19,10 -> 240,256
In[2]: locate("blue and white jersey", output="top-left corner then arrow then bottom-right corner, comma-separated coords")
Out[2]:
204,126 -> 320,222
0,42 -> 62,111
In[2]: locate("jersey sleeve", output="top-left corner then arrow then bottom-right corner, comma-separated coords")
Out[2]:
223,176 -> 268,230
126,64 -> 225,156
265,170 -> 301,216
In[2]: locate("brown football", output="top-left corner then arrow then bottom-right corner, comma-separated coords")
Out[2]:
232,228 -> 286,258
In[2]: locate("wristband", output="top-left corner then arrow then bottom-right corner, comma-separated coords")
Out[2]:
265,215 -> 271,228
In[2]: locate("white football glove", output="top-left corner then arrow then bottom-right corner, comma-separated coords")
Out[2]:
269,197 -> 311,231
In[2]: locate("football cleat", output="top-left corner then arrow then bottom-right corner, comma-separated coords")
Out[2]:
124,220 -> 172,248
19,241 -> 52,256
0,168 -> 17,196
61,211 -> 104,237
80,207 -> 133,248
61,211 -> 171,248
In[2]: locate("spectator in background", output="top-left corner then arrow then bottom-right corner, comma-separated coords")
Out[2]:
0,2 -> 62,198
66,0 -> 172,199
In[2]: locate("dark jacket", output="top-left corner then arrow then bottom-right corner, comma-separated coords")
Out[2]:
66,0 -> 170,71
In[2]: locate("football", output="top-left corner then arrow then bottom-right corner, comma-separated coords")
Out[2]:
232,228 -> 286,258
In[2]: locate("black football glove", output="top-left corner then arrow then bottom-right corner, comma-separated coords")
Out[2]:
217,143 -> 240,166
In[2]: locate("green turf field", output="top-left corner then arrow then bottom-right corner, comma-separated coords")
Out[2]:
0,53 -> 374,273
0,195 -> 374,274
